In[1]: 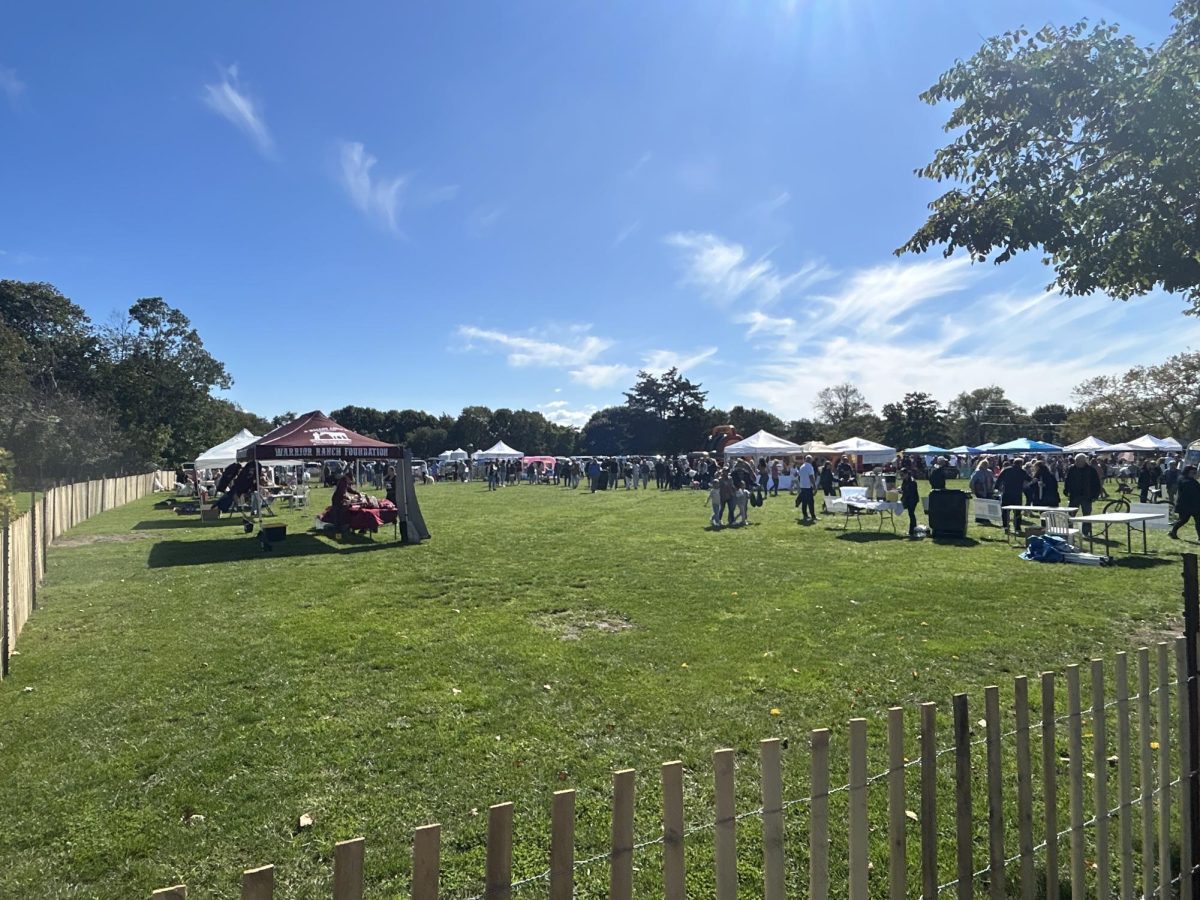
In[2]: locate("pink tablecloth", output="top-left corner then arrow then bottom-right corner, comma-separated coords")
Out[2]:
319,501 -> 398,533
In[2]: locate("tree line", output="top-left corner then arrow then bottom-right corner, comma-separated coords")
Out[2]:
3,278 -> 1195,492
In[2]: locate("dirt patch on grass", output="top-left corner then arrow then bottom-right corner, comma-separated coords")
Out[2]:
1128,615 -> 1185,651
53,533 -> 154,549
534,608 -> 634,640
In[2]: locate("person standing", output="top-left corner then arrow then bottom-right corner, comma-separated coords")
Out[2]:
1137,460 -> 1155,503
1064,453 -> 1102,536
900,468 -> 920,536
996,457 -> 1031,533
1164,459 -> 1181,508
718,468 -> 737,526
928,457 -> 948,491
1034,460 -> 1060,507
795,454 -> 818,522
818,460 -> 836,498
1169,466 -> 1200,541
769,458 -> 782,497
586,458 -> 600,492
968,460 -> 994,498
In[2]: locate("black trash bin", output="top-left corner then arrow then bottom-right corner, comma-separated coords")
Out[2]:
927,489 -> 970,539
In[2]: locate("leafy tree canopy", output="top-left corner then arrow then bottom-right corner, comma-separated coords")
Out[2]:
900,2 -> 1200,313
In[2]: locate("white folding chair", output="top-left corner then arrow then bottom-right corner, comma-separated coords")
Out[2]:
1041,509 -> 1080,544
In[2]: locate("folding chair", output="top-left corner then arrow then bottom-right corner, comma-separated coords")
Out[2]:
1040,509 -> 1081,544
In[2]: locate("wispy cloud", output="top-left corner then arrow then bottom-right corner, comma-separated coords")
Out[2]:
457,325 -> 611,368
468,205 -> 503,236
612,220 -> 640,248
666,231 -> 832,306
338,141 -> 407,233
0,65 -> 25,107
570,363 -> 636,389
626,151 -> 653,178
538,400 -> 598,428
202,64 -> 273,157
725,255 -> 1194,420
642,346 -> 718,375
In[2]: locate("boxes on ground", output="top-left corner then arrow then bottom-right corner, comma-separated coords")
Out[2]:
261,524 -> 287,542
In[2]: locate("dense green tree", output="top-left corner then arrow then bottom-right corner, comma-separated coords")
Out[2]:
900,3 -> 1200,314
406,426 -> 449,459
948,386 -> 1027,446
812,383 -> 879,439
881,392 -> 950,449
1030,404 -> 1072,443
624,368 -> 709,452
448,406 -> 495,455
727,405 -> 786,439
1068,350 -> 1200,441
786,418 -> 829,444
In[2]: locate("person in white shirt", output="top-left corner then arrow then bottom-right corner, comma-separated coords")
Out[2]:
794,454 -> 818,521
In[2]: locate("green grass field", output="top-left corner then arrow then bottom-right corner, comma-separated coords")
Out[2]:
0,480 -> 1192,897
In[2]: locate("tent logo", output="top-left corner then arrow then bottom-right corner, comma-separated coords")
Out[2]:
307,428 -> 351,444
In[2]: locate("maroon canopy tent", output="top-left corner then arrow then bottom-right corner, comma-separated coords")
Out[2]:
237,410 -> 401,462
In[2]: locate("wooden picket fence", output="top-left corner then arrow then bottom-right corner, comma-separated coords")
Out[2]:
145,560 -> 1200,899
1,470 -> 172,676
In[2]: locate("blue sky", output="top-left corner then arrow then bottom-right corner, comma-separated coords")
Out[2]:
2,0 -> 1196,428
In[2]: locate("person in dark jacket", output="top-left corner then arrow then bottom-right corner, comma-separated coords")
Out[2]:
1064,453 -> 1103,536
1169,466 -> 1200,541
928,457 -> 948,491
900,469 -> 920,536
818,461 -> 836,497
995,457 -> 1031,533
1137,461 -> 1155,502
1033,461 -> 1060,508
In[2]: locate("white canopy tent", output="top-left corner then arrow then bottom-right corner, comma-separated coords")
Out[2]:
829,436 -> 897,464
438,448 -> 469,461
1123,434 -> 1183,452
721,429 -> 805,458
474,440 -> 524,460
1062,435 -> 1112,453
797,440 -> 843,455
194,429 -> 259,471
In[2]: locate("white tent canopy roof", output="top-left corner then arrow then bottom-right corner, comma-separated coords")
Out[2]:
797,440 -> 843,455
1124,433 -> 1183,452
1062,435 -> 1112,452
195,429 -> 259,470
830,436 -> 897,462
721,429 -> 805,458
474,440 -> 524,460
438,448 -> 469,461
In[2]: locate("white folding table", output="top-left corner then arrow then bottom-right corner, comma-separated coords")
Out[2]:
1069,512 -> 1161,554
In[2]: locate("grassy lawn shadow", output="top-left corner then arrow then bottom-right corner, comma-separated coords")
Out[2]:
132,517 -> 237,531
146,532 -> 403,567
836,531 -> 902,543
1109,555 -> 1176,569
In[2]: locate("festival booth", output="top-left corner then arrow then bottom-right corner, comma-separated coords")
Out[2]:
1186,439 -> 1200,467
797,440 -> 842,455
722,430 -> 805,458
1063,435 -> 1112,454
195,428 -> 260,472
830,437 -> 897,467
438,448 -> 468,461
237,410 -> 429,544
1122,434 -> 1183,453
989,438 -> 1063,454
475,440 -> 524,461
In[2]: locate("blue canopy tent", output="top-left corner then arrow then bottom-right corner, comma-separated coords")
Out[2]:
989,437 -> 1064,454
947,445 -> 983,455
976,441 -> 997,451
903,444 -> 949,455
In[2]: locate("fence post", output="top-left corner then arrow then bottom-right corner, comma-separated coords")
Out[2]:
1,509 -> 9,679
1184,552 -> 1200,900
29,494 -> 37,611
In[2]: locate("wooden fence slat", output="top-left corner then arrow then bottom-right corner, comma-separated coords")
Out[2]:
1014,676 -> 1035,900
485,803 -> 513,900
984,686 -> 1005,900
714,748 -> 737,900
849,718 -> 869,900
1091,659 -> 1110,900
550,790 -> 575,900
333,837 -> 365,900
1177,637 -> 1194,900
412,823 -> 440,900
1066,665 -> 1086,900
953,694 -> 972,900
760,738 -> 785,900
886,707 -> 906,900
1116,652 -> 1134,900
241,865 -> 274,900
1156,642 -> 1172,898
611,768 -> 634,900
920,702 -> 938,900
661,761 -> 685,900
810,728 -> 831,900
151,887 -> 187,899
1139,647 -> 1155,899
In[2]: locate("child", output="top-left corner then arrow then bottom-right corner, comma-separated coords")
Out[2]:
707,480 -> 723,528
734,487 -> 750,526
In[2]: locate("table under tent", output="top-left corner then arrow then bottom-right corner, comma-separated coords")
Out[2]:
237,410 -> 430,545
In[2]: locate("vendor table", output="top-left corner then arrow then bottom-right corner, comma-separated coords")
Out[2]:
1069,512 -> 1161,554
830,499 -> 901,533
